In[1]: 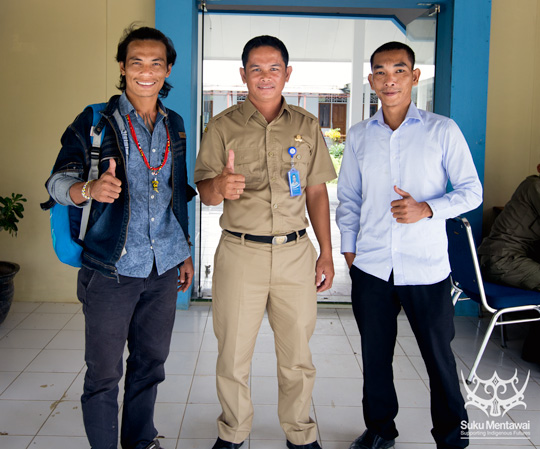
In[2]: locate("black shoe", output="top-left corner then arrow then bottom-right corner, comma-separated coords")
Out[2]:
211,437 -> 244,449
286,440 -> 322,449
349,430 -> 395,449
145,439 -> 160,449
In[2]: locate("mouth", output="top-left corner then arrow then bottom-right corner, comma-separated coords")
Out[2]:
136,81 -> 156,86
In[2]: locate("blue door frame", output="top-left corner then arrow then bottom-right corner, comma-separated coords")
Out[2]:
156,0 -> 491,308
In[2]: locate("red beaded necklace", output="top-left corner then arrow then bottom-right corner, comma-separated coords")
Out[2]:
126,114 -> 170,192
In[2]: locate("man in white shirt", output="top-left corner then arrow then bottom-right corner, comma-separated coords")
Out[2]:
336,41 -> 482,449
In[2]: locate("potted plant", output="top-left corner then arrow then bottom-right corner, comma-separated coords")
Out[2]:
0,193 -> 27,325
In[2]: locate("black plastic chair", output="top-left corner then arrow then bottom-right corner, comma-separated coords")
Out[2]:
446,217 -> 540,383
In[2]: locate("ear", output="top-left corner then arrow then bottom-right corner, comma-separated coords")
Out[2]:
285,65 -> 292,82
412,68 -> 421,86
166,63 -> 172,78
240,67 -> 247,84
368,73 -> 374,89
119,61 -> 126,76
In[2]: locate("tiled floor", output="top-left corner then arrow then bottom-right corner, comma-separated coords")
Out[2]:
1,301 -> 539,449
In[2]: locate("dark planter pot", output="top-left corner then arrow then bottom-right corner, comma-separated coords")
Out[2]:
0,262 -> 20,325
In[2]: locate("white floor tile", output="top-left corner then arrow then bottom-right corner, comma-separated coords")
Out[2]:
63,313 -> 85,330
0,312 -> 30,329
38,400 -> 86,436
194,351 -> 217,376
0,347 -> 40,371
1,372 -> 77,400
251,352 -> 277,378
0,435 -> 34,449
165,351 -> 199,375
35,303 -> 81,314
170,332 -> 205,352
1,304 -> 537,448
45,329 -> 85,350
176,438 -> 218,449
312,377 -> 363,407
158,374 -> 192,403
187,375 -> 218,404
315,405 -> 364,442
0,329 -> 58,349
0,371 -> 18,394
154,402 -> 186,440
9,302 -> 41,313
0,400 -> 54,435
313,318 -> 346,336
251,376 -> 278,405
17,312 -> 73,330
312,353 -> 362,378
250,404 -> 282,440
24,349 -> 85,373
179,403 -> 222,439
309,335 -> 354,355
30,435 -> 90,448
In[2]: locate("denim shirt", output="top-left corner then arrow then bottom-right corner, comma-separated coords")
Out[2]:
116,94 -> 190,277
43,95 -> 196,279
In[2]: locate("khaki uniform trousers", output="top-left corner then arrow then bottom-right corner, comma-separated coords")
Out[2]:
212,231 -> 318,445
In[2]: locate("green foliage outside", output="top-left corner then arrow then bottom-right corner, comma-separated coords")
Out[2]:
0,193 -> 27,237
324,128 -> 344,184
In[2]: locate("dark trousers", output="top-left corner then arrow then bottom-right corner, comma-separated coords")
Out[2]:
350,266 -> 468,449
77,265 -> 178,449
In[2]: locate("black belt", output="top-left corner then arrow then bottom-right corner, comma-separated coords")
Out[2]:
226,229 -> 306,245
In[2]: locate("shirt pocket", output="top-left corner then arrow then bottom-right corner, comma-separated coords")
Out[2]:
234,147 -> 261,188
281,141 -> 313,186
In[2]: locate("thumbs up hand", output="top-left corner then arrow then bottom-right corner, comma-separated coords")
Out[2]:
89,158 -> 122,203
213,150 -> 245,200
390,185 -> 432,223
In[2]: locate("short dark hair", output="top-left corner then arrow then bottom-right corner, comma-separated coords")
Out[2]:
241,35 -> 289,68
370,41 -> 415,69
116,25 -> 177,98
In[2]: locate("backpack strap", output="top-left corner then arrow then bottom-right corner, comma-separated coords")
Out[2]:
79,103 -> 107,240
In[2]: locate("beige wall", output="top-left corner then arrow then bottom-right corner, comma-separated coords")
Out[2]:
2,0 -> 539,302
0,0 -> 155,302
483,0 -> 540,229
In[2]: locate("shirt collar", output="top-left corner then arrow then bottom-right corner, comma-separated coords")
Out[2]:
368,101 -> 424,128
240,96 -> 291,125
118,92 -> 168,119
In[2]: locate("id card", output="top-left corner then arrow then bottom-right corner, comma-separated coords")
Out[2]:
288,168 -> 301,197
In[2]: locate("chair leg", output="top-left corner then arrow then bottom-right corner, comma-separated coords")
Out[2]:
499,315 -> 508,348
467,314 -> 499,384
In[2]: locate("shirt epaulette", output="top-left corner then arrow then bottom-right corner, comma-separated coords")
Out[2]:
288,104 -> 318,122
210,103 -> 244,122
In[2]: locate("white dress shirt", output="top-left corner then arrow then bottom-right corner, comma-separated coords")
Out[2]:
336,102 -> 483,286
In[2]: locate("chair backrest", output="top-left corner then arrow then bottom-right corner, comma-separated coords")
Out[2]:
446,217 -> 493,312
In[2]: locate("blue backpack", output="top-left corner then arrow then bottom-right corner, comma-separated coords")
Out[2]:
48,103 -> 107,267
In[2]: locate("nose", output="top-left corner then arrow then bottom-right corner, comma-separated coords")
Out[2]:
384,74 -> 396,86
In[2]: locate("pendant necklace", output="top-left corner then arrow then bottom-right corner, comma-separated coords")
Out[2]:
126,114 -> 170,193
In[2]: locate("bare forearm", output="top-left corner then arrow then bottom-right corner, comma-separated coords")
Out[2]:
197,178 -> 225,206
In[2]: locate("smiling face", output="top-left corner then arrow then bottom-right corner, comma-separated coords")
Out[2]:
368,49 -> 420,118
119,39 -> 172,103
240,45 -> 292,110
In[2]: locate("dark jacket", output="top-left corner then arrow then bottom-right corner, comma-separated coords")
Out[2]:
42,95 -> 196,278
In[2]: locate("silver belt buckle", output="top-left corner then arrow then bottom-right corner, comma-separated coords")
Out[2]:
272,235 -> 288,245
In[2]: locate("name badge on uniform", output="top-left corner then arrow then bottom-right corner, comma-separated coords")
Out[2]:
287,146 -> 301,197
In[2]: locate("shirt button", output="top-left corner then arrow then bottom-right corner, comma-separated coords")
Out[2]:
269,152 -> 274,157
151,195 -> 155,199
150,246 -> 153,250
297,155 -> 302,160
151,217 -> 155,222
152,239 -> 155,244
152,148 -> 156,153
273,204 -> 278,209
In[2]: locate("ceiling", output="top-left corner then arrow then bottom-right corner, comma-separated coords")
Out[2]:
202,13 -> 437,65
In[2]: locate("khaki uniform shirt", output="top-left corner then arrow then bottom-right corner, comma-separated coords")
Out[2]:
194,97 -> 336,235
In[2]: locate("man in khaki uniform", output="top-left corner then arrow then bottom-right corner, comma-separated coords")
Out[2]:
194,35 -> 336,449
